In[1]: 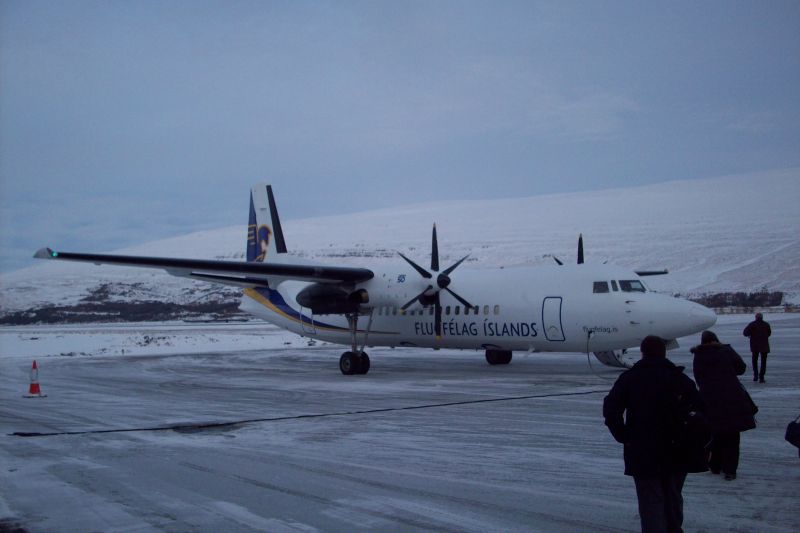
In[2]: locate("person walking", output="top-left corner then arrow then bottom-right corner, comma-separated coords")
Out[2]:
604,335 -> 705,533
743,313 -> 771,383
691,330 -> 757,480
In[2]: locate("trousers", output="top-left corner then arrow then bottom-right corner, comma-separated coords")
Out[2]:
708,431 -> 741,475
751,352 -> 768,379
633,471 -> 687,533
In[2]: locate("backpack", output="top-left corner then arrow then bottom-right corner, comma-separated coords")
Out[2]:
786,415 -> 800,449
668,373 -> 711,473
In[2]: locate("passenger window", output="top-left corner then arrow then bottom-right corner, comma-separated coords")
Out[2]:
445,306 -> 451,315
483,305 -> 490,315
455,306 -> 460,315
593,281 -> 610,293
473,306 -> 479,315
611,280 -> 619,292
493,305 -> 500,315
620,280 -> 646,293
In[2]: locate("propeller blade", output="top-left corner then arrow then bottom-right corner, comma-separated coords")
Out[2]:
441,254 -> 470,276
553,256 -> 564,266
401,286 -> 433,310
434,293 -> 442,338
445,287 -> 474,310
577,234 -> 584,265
431,224 -> 439,272
398,252 -> 432,279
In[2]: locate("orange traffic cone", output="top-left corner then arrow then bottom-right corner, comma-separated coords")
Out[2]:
23,360 -> 47,398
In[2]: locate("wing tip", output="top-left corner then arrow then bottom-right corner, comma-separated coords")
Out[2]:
34,247 -> 56,259
635,268 -> 669,276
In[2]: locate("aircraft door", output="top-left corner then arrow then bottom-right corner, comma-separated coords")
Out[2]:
542,297 -> 565,341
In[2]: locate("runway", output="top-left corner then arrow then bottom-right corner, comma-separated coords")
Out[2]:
1,315 -> 798,532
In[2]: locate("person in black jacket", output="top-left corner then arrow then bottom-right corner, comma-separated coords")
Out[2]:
743,313 -> 771,383
691,330 -> 757,480
604,335 -> 705,533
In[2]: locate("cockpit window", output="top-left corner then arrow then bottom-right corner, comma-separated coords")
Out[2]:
619,280 -> 646,293
593,281 -> 610,293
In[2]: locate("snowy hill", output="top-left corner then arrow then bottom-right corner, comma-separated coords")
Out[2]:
1,169 -> 798,322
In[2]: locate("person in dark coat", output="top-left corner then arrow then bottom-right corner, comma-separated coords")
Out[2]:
691,330 -> 757,480
604,335 -> 705,533
743,313 -> 771,382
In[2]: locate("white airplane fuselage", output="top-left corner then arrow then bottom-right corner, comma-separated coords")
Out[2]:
240,262 -> 716,354
36,184 -> 718,373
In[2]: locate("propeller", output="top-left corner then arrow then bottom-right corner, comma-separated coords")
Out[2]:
398,225 -> 474,338
553,233 -> 585,265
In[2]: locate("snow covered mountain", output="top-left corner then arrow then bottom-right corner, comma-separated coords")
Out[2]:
1,169 -> 798,322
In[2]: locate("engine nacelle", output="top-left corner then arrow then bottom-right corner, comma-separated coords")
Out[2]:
296,284 -> 368,315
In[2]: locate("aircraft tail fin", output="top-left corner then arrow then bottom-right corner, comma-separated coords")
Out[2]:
247,184 -> 288,263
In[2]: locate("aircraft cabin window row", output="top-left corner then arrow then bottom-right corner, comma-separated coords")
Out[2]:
593,280 -> 647,294
375,305 -> 501,316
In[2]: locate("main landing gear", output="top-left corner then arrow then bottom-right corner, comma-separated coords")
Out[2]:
485,349 -> 512,365
340,311 -> 374,375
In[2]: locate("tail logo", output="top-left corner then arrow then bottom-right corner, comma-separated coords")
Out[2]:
247,191 -> 272,262
247,224 -> 272,262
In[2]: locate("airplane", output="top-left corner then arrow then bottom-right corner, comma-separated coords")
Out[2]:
35,184 -> 717,375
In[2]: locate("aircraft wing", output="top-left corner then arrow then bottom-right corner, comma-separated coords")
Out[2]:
34,247 -> 374,288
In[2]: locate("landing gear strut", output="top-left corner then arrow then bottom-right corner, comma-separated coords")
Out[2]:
485,349 -> 512,365
340,311 -> 373,375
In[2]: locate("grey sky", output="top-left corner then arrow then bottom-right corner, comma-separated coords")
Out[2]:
1,1 -> 799,272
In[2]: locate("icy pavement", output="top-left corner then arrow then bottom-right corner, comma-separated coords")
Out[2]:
1,316 -> 798,532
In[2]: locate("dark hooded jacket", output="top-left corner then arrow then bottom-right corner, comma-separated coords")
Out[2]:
603,356 -> 705,476
691,342 -> 756,433
743,318 -> 771,354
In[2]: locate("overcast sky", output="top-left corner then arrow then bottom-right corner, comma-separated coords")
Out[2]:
1,0 -> 799,272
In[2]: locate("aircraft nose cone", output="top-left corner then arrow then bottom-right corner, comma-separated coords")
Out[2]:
690,302 -> 717,330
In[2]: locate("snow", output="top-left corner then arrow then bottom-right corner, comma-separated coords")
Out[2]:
1,169 -> 799,315
1,314 -> 798,531
0,322 -> 301,360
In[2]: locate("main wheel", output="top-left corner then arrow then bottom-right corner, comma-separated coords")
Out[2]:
357,352 -> 370,375
485,350 -> 512,365
339,351 -> 360,375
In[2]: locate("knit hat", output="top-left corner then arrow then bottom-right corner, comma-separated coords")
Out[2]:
640,335 -> 666,357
